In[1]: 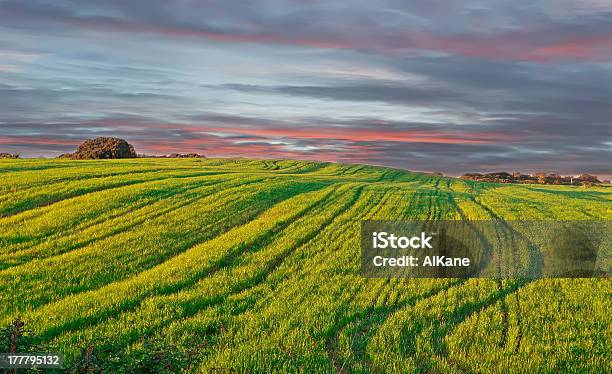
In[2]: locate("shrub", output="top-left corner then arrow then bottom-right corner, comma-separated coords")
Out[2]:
0,153 -> 19,159
69,138 -> 137,160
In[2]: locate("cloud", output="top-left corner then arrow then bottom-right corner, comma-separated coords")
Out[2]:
0,1 -> 611,178
2,1 -> 612,62
2,113 -> 609,177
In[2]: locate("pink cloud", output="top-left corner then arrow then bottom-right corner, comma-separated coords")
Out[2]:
530,35 -> 612,60
215,126 -> 516,144
82,22 -> 612,63
86,119 -> 518,145
135,133 -> 379,163
8,5 -> 611,63
90,119 -> 522,147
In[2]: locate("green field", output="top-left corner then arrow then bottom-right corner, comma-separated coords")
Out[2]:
0,158 -> 610,373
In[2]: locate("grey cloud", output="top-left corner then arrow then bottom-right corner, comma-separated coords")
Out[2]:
1,1 -> 611,177
207,83 -> 475,107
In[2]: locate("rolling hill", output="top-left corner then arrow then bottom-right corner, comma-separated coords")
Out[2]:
0,158 -> 610,372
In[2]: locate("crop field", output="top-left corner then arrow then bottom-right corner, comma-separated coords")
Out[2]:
0,158 -> 610,373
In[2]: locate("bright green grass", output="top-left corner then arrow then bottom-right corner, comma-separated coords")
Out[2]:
0,158 -> 610,373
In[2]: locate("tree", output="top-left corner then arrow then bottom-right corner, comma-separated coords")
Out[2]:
68,138 -> 137,160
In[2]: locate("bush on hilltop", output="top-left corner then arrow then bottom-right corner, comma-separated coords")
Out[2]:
64,137 -> 137,160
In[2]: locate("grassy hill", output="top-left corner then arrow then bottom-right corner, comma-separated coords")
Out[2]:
0,158 -> 610,372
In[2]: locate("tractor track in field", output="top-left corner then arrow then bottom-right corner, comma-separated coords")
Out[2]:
335,182 -> 480,374
449,193 -> 509,341
323,279 -> 371,373
456,194 -> 513,345
467,195 -> 541,353
36,184 -> 351,343
0,170 -> 233,218
493,227 -> 510,350
409,278 -> 532,373
436,279 -> 535,374
1,167 -> 193,193
206,185 -> 364,313
1,175 -> 264,252
513,290 -> 524,354
220,185 -> 364,312
0,174 -> 240,244
234,185 -> 382,351
325,185 -> 452,373
444,193 -> 539,361
55,186 -> 363,357
286,187 -> 398,286
280,187 -> 401,373
0,162 -> 90,173
1,178 -> 318,321
326,278 -> 402,373
461,195 -> 512,352
0,176 -> 265,268
328,279 -> 467,373
325,279 -> 389,373
5,161 -> 603,372
397,189 -> 531,372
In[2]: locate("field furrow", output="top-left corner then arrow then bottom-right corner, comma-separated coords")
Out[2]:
0,159 -> 608,373
0,178 -> 326,320
49,184 -> 362,359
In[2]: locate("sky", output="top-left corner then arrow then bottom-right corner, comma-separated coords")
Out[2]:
0,0 -> 611,177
